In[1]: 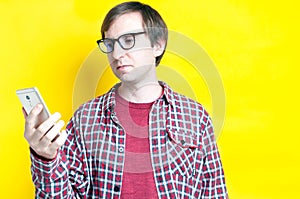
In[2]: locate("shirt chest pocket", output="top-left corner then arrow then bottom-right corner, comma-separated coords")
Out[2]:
166,128 -> 199,178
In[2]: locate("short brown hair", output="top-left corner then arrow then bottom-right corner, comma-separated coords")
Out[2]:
101,1 -> 168,66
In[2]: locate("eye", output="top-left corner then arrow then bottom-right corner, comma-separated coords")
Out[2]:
120,35 -> 134,48
124,36 -> 134,44
104,40 -> 114,50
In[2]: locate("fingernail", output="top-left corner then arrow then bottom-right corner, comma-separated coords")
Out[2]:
35,104 -> 42,111
53,112 -> 61,118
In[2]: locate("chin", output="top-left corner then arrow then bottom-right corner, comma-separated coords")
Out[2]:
119,76 -> 135,83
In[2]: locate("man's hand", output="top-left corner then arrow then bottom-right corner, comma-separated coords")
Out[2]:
23,104 -> 68,160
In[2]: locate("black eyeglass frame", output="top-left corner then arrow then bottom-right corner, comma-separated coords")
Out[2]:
96,31 -> 146,53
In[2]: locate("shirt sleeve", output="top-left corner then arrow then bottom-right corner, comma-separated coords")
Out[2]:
30,114 -> 89,199
30,149 -> 72,198
200,116 -> 228,198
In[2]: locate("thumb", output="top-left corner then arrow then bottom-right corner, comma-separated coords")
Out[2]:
22,107 -> 28,118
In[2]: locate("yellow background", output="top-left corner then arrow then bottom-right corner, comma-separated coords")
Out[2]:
1,0 -> 299,198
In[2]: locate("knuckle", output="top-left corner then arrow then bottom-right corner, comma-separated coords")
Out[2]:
38,124 -> 53,134
25,119 -> 33,128
34,129 -> 44,138
53,136 -> 65,147
32,146 -> 43,155
44,151 -> 51,157
30,140 -> 40,149
35,148 -> 42,154
43,134 -> 52,142
46,147 -> 58,157
37,122 -> 46,131
37,120 -> 50,131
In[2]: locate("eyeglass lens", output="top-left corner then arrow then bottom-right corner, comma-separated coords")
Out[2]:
100,34 -> 135,53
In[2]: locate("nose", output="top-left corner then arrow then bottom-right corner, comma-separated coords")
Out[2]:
111,41 -> 126,60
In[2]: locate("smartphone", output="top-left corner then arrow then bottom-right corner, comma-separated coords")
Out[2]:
16,87 -> 50,123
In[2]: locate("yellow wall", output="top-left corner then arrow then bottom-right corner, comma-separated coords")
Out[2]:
1,0 -> 299,198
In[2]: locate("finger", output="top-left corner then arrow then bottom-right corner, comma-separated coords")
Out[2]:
28,128 -> 48,150
29,123 -> 66,160
48,130 -> 68,153
40,120 -> 65,144
25,104 -> 43,130
30,113 -> 62,146
37,112 -> 61,134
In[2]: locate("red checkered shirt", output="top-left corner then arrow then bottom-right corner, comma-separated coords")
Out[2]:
30,81 -> 228,198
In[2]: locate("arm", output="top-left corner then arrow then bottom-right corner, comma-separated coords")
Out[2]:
24,104 -> 89,198
200,117 -> 228,199
30,149 -> 71,198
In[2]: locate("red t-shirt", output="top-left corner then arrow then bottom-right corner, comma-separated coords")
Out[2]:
115,92 -> 158,199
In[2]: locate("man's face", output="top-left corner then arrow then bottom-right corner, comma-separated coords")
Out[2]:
104,12 -> 162,84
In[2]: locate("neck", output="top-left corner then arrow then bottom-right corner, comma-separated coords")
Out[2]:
118,81 -> 162,103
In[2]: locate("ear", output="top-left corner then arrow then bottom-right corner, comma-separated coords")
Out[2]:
153,39 -> 166,57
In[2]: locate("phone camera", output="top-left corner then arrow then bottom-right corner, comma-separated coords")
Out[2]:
25,95 -> 30,100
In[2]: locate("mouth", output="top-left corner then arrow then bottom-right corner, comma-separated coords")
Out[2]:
117,65 -> 132,71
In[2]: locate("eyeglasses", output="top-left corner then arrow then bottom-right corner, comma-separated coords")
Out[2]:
97,31 -> 146,53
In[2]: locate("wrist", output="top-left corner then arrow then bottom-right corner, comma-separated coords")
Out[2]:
30,147 -> 58,162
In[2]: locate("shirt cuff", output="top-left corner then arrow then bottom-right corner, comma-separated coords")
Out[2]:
30,147 -> 60,178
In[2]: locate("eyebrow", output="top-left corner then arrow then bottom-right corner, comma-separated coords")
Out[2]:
104,29 -> 146,39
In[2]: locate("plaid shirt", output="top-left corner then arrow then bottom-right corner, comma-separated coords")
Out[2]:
30,81 -> 228,198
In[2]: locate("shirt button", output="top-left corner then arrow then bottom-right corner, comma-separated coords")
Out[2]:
118,147 -> 124,153
114,186 -> 120,192
181,140 -> 186,145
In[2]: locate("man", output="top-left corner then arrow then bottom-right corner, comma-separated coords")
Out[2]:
23,1 -> 228,198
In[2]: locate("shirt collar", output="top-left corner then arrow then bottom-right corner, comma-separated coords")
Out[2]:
159,81 -> 175,107
102,83 -> 120,114
103,81 -> 175,113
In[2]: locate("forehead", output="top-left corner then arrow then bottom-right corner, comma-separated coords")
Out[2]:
105,12 -> 144,38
